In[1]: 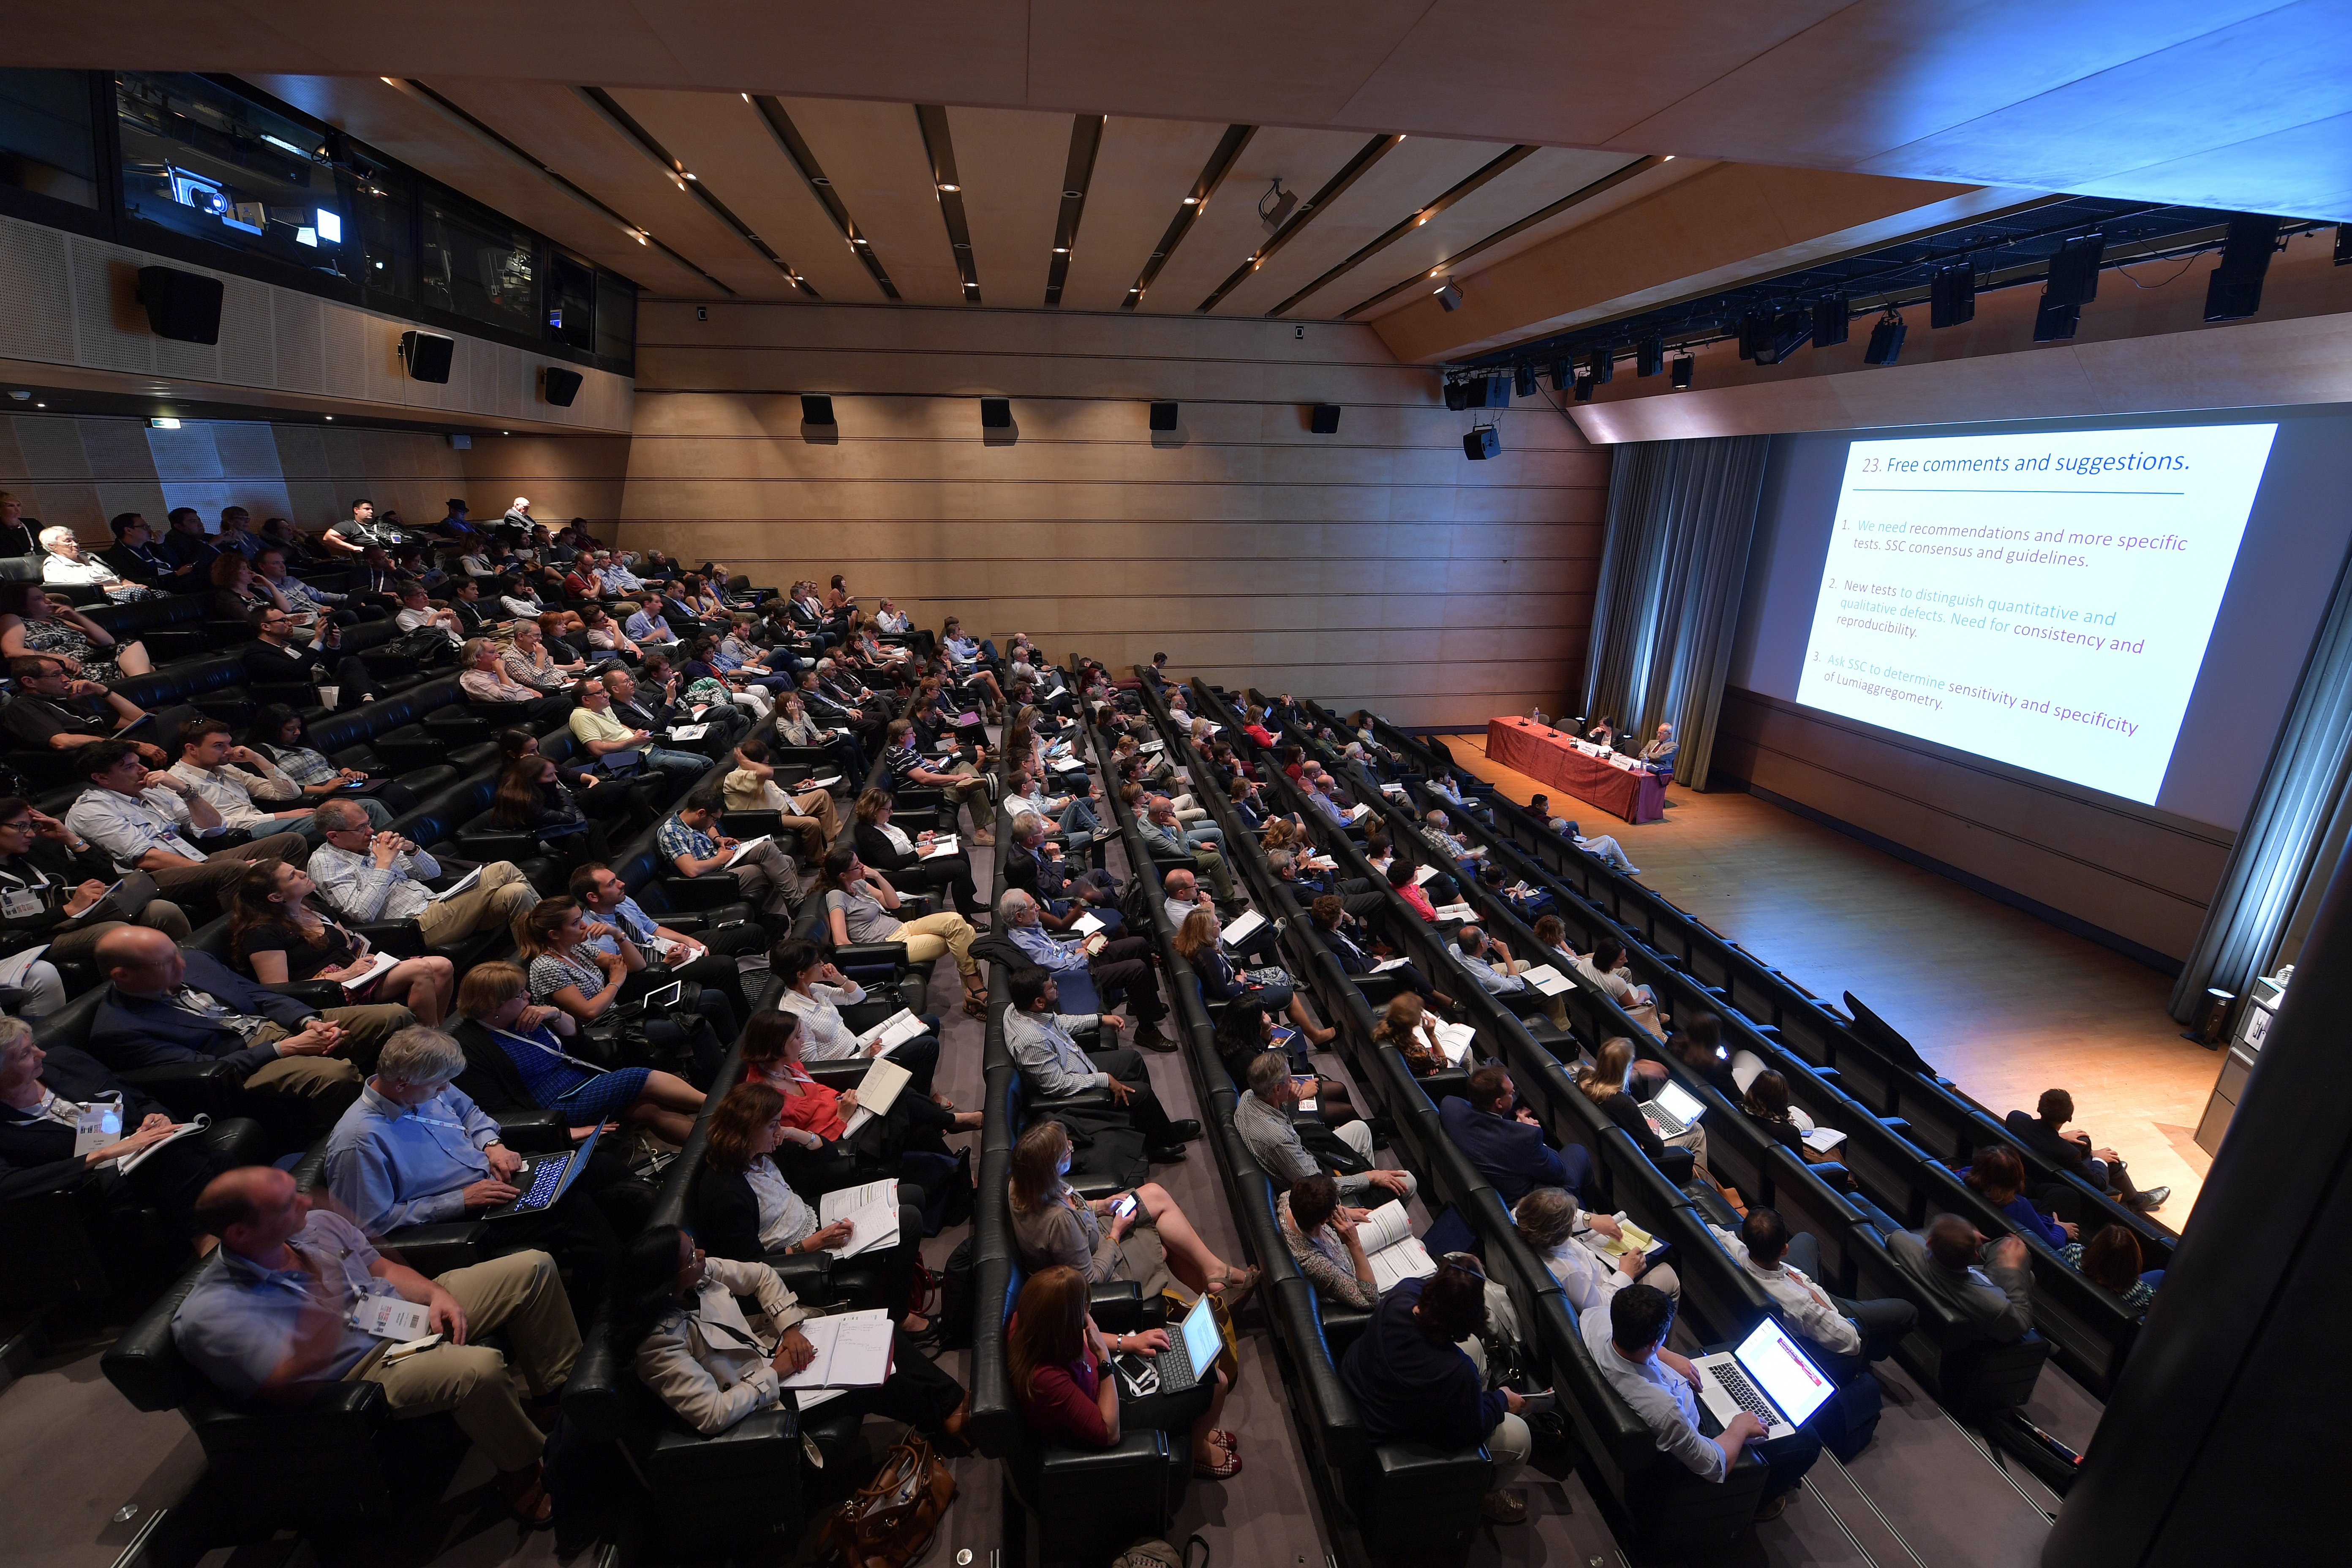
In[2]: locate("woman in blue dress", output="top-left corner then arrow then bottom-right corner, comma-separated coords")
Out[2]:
449,960 -> 706,1142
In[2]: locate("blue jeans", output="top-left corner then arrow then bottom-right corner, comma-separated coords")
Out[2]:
1183,822 -> 1225,851
641,746 -> 712,780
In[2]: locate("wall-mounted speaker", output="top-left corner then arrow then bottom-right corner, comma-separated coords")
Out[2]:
1462,426 -> 1500,460
399,330 -> 455,384
541,366 -> 583,407
1513,363 -> 1535,399
801,394 -> 836,425
1149,400 -> 1179,431
135,266 -> 223,345
1309,404 -> 1341,434
979,397 -> 1011,429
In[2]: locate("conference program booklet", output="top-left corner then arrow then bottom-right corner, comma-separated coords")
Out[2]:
1519,964 -> 1576,996
853,1008 -> 929,1055
1431,1020 -> 1478,1066
1070,910 -> 1107,936
920,835 -> 961,859
427,868 -> 482,901
778,1307 -> 895,1389
1355,1202 -> 1440,1293
726,834 -> 773,866
817,1180 -> 901,1258
1219,908 -> 1268,948
1430,901 -> 1476,921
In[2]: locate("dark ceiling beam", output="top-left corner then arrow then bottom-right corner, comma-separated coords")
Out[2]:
1044,114 -> 1105,308
1265,143 -> 1538,318
1122,124 -> 1254,311
749,95 -> 898,300
914,104 -> 980,303
574,86 -> 816,297
384,77 -> 732,295
1339,154 -> 1664,320
1195,133 -> 1402,313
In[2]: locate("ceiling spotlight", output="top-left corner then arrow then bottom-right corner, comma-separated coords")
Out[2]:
1258,179 -> 1297,233
149,416 -> 180,429
1182,196 -> 1198,205
1864,308 -> 1907,366
1662,155 -> 1675,162
741,93 -> 750,102
938,182 -> 959,193
683,172 -> 697,181
1434,281 -> 1464,311
633,231 -> 648,244
1572,374 -> 1595,403
1671,354 -> 1694,390
323,415 -> 334,422
1416,211 -> 1431,225
1054,247 -> 1069,254
381,77 -> 397,86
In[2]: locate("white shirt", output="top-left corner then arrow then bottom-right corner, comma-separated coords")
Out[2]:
168,759 -> 300,835
744,1156 -> 817,1252
1575,955 -> 1643,1006
42,553 -> 123,587
65,785 -> 219,869
1543,1237 -> 1640,1315
1581,1304 -> 1724,1481
1706,1225 -> 1860,1357
395,605 -> 462,645
779,979 -> 867,1060
307,841 -> 443,922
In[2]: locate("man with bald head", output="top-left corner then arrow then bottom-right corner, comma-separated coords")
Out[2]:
172,1165 -> 578,1525
86,926 -> 411,1143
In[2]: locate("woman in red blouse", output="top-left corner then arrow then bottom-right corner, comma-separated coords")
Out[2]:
738,1010 -> 980,1154
1006,1265 -> 1237,1478
1388,858 -> 1441,922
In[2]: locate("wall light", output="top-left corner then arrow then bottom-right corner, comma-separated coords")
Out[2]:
149,417 -> 180,429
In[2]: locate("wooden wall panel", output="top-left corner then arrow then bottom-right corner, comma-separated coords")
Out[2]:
608,301 -> 1602,725
1712,686 -> 2231,962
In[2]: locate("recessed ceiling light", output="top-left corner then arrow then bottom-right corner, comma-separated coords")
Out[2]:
938,182 -> 959,193
741,93 -> 750,102
1430,268 -> 1442,278
683,172 -> 697,181
1053,247 -> 1069,254
1661,155 -> 1675,162
322,415 -> 332,422
1182,196 -> 1198,205
381,76 -> 397,86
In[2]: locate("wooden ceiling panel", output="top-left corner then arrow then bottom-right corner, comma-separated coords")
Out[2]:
246,74 -> 715,294
430,80 -> 790,297
1133,125 -> 1369,314
1056,118 -> 1233,313
633,1 -> 1032,103
1209,135 -> 1508,318
1303,149 -> 1662,320
608,89 -> 877,300
777,98 -> 966,307
949,107 -> 1073,310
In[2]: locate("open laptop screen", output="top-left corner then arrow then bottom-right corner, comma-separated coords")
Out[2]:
1653,1078 -> 1706,1126
1179,1295 -> 1223,1370
1734,1318 -> 1835,1427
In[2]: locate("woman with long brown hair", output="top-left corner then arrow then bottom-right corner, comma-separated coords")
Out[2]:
228,857 -> 453,1026
491,754 -> 606,864
851,787 -> 980,918
1005,1263 -> 1236,1478
1006,1120 -> 1253,1304
1579,1036 -> 1706,1181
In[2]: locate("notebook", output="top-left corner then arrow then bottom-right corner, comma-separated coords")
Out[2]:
1519,964 -> 1575,996
1218,908 -> 1267,948
1431,1020 -> 1478,1067
818,1178 -> 902,1258
777,1307 -> 896,1390
838,1056 -> 913,1140
854,1008 -> 930,1055
920,835 -> 961,859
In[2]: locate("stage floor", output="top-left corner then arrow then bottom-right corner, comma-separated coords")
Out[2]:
1445,731 -> 2215,1224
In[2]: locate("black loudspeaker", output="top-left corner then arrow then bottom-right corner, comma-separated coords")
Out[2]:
1443,380 -> 1468,411
399,330 -> 455,384
801,394 -> 836,425
1587,349 -> 1613,385
1513,363 -> 1536,399
2204,215 -> 2280,322
1864,313 -> 1907,365
979,397 -> 1011,428
1812,298 -> 1849,348
1636,337 -> 1665,377
541,366 -> 583,407
135,266 -> 223,345
1670,355 -> 1695,389
1550,359 -> 1572,392
1462,426 -> 1500,460
1573,374 -> 1595,403
1149,400 -> 1178,430
1309,404 -> 1341,434
1929,264 -> 1976,329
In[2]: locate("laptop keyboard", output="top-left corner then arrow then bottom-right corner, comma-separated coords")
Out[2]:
1157,1340 -> 1199,1394
512,1159 -> 565,1211
1713,1362 -> 1778,1426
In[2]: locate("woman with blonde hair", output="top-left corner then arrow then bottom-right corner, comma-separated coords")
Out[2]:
1580,1036 -> 1707,1181
1007,1119 -> 1254,1304
451,960 -> 704,1141
1173,904 -> 1332,1045
1372,991 -> 1447,1077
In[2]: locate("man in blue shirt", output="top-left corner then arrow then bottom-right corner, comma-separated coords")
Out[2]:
172,1163 -> 577,1524
571,861 -> 758,1039
324,1027 -> 618,1311
999,890 -> 1169,1048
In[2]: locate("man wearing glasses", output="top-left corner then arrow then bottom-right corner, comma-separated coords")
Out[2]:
240,607 -> 376,710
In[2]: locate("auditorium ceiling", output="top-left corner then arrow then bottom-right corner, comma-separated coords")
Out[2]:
17,3 -> 2346,360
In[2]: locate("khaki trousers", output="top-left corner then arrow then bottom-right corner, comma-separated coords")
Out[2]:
890,909 -> 978,979
149,832 -> 310,915
415,861 -> 541,946
250,1003 -> 416,1076
725,838 -> 800,917
358,1249 -> 582,1472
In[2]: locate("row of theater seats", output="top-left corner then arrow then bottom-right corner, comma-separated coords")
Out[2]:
1324,700 -> 2164,1402
67,610 -> 981,1557
1138,675 -> 1808,1558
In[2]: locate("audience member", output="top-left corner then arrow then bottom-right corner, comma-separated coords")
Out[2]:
1963,1145 -> 2075,1248
1001,966 -> 1198,1162
0,1018 -> 229,1241
1008,1120 -> 1251,1302
1233,1051 -> 1414,1203
65,741 -> 310,914
1707,1207 -> 1915,1381
2063,1223 -> 2162,1312
2008,1088 -> 2167,1212
1890,1214 -> 2034,1343
1007,1263 -> 1234,1478
1342,1254 -> 1530,1523
1579,1037 -> 1705,1180
660,787 -> 801,934
308,799 -> 541,944
1441,1062 -> 1589,1204
818,846 -> 984,1013
450,961 -> 705,1143
227,858 -> 453,1027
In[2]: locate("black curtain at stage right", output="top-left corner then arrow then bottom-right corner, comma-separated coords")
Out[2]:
2168,537 -> 2352,1021
1580,435 -> 1769,789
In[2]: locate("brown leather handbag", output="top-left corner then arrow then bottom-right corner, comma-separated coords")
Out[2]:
825,1432 -> 956,1568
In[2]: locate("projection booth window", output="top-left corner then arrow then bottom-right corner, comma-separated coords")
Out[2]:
420,188 -> 538,332
114,72 -> 352,279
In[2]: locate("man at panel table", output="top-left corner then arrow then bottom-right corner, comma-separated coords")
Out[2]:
1639,723 -> 1678,776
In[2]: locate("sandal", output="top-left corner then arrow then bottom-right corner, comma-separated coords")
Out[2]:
1207,1264 -> 1260,1310
962,992 -> 989,1018
1193,1441 -> 1242,1480
495,1462 -> 553,1527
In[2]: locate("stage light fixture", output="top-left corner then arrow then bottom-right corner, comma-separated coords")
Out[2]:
1735,312 -> 1766,361
1434,281 -> 1464,311
979,397 -> 1011,428
1149,400 -> 1179,431
1812,297 -> 1849,348
2043,234 -> 2106,308
1670,354 -> 1694,390
1584,349 -> 1610,386
1514,363 -> 1536,399
1550,359 -> 1573,393
1485,373 -> 1511,409
1572,373 -> 1594,403
800,394 -> 836,425
1443,378 -> 1469,411
2205,214 -> 2281,321
1636,337 -> 1664,377
1863,309 -> 1907,365
1309,404 -> 1342,434
1752,311 -> 1812,365
1258,180 -> 1297,233
1929,263 -> 1976,329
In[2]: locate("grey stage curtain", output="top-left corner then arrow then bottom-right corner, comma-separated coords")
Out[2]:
2170,541 -> 2352,1020
1580,435 -> 1770,789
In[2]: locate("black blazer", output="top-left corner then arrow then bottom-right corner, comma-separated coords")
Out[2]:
448,1018 -> 536,1114
853,822 -> 926,877
690,1164 -> 768,1264
241,637 -> 324,683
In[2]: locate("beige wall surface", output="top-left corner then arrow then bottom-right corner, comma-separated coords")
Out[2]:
610,301 -> 1605,727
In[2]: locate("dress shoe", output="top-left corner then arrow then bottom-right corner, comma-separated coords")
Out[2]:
1478,1489 -> 1527,1524
1133,1019 -> 1179,1053
1146,1142 -> 1189,1163
2127,1185 -> 2170,1211
1164,1118 -> 1203,1142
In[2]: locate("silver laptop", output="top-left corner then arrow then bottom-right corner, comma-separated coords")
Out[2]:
1146,1295 -> 1225,1395
1693,1318 -> 1837,1440
1642,1078 -> 1708,1139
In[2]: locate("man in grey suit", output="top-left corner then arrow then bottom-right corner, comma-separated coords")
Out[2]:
1639,722 -> 1679,775
1889,1214 -> 2034,1343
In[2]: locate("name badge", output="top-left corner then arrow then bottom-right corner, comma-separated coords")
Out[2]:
73,1098 -> 123,1156
1,887 -> 45,920
351,1294 -> 433,1341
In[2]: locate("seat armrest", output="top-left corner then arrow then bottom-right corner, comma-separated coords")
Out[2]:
660,874 -> 749,911
833,941 -> 911,972
353,920 -> 427,958
267,979 -> 352,1011
376,1220 -> 490,1276
116,1060 -> 245,1119
490,1109 -> 572,1152
1087,1281 -> 1144,1332
721,810 -> 784,838
768,1250 -> 834,1300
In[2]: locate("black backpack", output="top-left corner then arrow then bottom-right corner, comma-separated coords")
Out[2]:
938,1237 -> 977,1350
